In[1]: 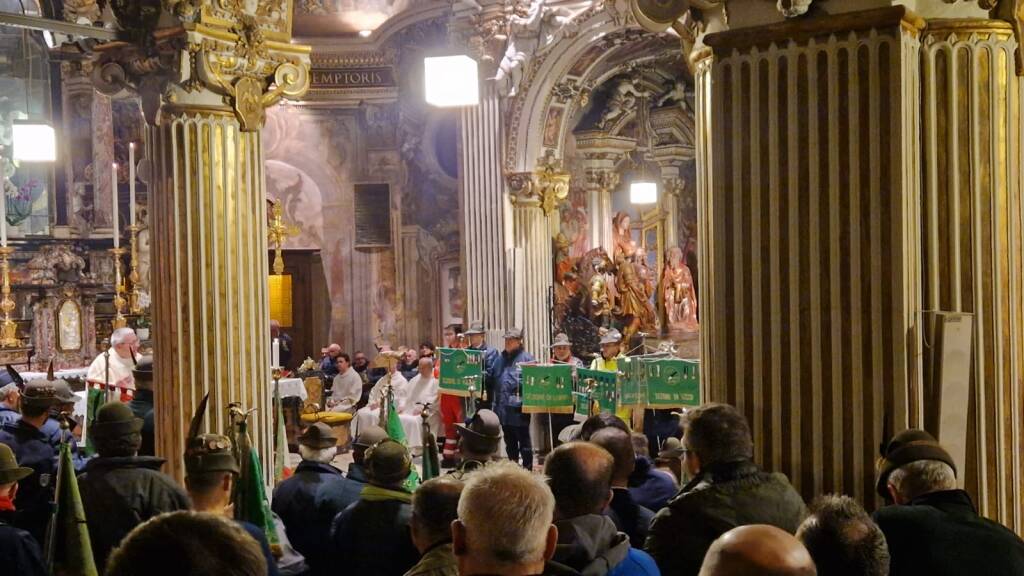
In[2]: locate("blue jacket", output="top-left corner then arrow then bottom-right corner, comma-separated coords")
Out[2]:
551,515 -> 660,576
0,420 -> 57,544
39,417 -> 88,471
238,520 -> 282,576
0,512 -> 45,576
628,457 -> 678,512
0,405 -> 18,427
488,347 -> 535,427
272,460 -> 351,576
335,463 -> 368,512
468,344 -> 498,399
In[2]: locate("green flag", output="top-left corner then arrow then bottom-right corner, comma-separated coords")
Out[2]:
48,430 -> 98,576
230,409 -> 279,550
382,390 -> 421,491
273,381 -> 290,484
81,387 -> 105,457
420,426 -> 440,481
522,364 -> 574,414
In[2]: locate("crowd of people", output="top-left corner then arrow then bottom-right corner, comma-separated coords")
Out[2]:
1,322 -> 1024,576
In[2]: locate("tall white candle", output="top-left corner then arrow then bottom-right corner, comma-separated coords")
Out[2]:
111,162 -> 119,248
272,338 -> 281,369
129,143 -> 136,227
0,184 -> 7,248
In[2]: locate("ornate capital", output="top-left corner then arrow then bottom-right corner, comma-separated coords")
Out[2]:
91,0 -> 311,130
508,152 -> 570,216
993,0 -> 1024,75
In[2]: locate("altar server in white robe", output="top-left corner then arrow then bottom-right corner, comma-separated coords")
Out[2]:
403,357 -> 442,445
354,362 -> 409,438
327,353 -> 362,413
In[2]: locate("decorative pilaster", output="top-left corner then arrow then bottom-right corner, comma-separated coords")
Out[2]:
91,0 -> 310,481
508,172 -> 554,358
697,7 -> 924,510
920,20 -> 1024,532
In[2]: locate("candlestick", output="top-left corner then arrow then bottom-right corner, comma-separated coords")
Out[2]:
110,247 -> 127,329
128,224 -> 142,313
111,162 -> 119,248
0,246 -> 19,348
129,143 -> 136,227
0,180 -> 6,248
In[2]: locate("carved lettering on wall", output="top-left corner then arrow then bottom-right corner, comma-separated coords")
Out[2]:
310,67 -> 396,89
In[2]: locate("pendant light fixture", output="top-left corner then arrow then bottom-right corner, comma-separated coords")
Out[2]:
11,29 -> 55,162
424,54 -> 480,108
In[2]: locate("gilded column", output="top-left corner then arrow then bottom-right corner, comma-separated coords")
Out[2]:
92,1 -> 310,481
920,20 -> 1024,532
696,7 -> 924,509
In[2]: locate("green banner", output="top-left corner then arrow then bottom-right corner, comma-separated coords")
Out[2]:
617,357 -> 646,408
577,368 -> 618,414
522,364 -> 574,414
438,348 -> 484,397
645,359 -> 701,408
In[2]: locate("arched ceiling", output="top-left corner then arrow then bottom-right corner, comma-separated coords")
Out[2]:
294,0 -> 444,38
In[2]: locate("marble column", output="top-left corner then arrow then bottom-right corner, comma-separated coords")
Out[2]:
919,19 -> 1024,531
93,5 -> 310,481
460,83 -> 511,340
652,145 -> 692,249
508,176 -> 554,358
696,7 -> 924,509
576,134 -> 633,253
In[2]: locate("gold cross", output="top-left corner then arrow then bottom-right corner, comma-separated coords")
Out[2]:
267,201 -> 299,275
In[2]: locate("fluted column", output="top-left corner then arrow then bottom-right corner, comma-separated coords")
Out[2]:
696,7 -> 924,509
508,184 -> 553,358
920,20 -> 1024,532
460,83 -> 511,338
92,1 -> 310,481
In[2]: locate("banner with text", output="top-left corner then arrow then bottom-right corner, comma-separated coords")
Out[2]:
645,359 -> 701,408
522,364 -> 574,414
439,348 -> 483,398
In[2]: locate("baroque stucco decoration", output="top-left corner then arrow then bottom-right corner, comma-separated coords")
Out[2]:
90,0 -> 310,131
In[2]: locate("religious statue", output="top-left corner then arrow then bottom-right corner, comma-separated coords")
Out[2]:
589,255 -> 614,327
661,245 -> 699,332
615,241 -> 657,342
598,77 -> 643,130
611,211 -> 633,261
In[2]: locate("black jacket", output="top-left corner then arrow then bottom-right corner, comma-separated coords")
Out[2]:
644,460 -> 806,576
606,488 -> 654,549
0,511 -> 45,576
272,460 -> 351,576
128,390 -> 155,457
874,489 -> 1024,576
77,455 -> 191,570
0,419 -> 57,544
330,487 -> 419,576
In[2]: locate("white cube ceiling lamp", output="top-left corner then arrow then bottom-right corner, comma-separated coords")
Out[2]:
12,121 -> 56,162
630,179 -> 658,204
424,55 -> 479,107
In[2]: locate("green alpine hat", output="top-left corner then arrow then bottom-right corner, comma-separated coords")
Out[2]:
0,443 -> 32,484
91,401 -> 144,439
876,428 -> 957,499
20,380 -> 61,409
185,433 -> 240,476
365,438 -> 411,486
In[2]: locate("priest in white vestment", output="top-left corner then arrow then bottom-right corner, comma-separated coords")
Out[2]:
355,358 -> 440,450
327,353 -> 362,413
85,327 -> 139,402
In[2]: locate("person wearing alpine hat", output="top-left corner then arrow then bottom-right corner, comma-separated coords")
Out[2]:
0,442 -> 45,576
449,409 -> 503,479
273,423 -> 349,576
873,428 -> 1024,575
0,379 -> 63,544
78,401 -> 190,571
535,333 -> 583,466
487,328 -> 535,470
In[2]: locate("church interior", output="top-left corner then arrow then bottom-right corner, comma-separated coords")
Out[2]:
0,0 -> 1022,566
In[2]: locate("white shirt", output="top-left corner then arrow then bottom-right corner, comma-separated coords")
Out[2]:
367,371 -> 409,411
86,350 -> 136,390
329,368 -> 363,412
403,373 -> 439,416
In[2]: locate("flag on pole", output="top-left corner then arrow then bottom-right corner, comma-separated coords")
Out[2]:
47,423 -> 98,576
420,407 -> 440,481
230,404 -> 280,552
382,388 -> 420,491
273,380 -> 291,484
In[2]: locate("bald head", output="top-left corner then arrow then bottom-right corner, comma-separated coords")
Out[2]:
544,442 -> 614,520
589,428 -> 635,486
699,525 -> 817,576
